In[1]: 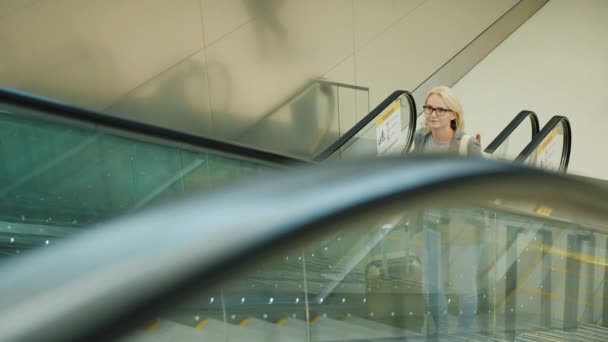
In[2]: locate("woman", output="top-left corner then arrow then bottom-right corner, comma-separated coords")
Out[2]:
412,86 -> 483,338
413,86 -> 481,156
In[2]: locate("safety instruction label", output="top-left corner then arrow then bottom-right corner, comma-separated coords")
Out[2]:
536,128 -> 561,171
376,101 -> 401,155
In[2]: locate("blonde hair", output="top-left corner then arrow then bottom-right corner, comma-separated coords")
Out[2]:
423,86 -> 464,132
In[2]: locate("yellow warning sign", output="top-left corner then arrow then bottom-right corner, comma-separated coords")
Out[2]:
376,102 -> 401,127
537,129 -> 558,156
536,206 -> 553,216
375,100 -> 402,155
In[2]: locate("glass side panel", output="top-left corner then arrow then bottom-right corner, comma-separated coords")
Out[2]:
119,196 -> 608,341
0,104 -> 273,259
331,93 -> 413,161
236,81 -> 369,160
522,122 -> 566,172
491,116 -> 535,161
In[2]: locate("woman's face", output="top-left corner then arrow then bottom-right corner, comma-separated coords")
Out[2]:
425,94 -> 456,131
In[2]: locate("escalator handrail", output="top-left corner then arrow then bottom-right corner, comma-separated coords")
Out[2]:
515,115 -> 572,173
314,90 -> 417,161
0,87 -> 305,166
484,110 -> 540,154
1,157 -> 607,342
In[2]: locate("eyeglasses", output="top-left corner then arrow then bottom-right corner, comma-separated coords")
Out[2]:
423,105 -> 452,117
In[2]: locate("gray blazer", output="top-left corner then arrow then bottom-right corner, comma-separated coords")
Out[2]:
412,129 -> 482,157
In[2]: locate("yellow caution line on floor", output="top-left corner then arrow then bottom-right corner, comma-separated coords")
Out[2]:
542,264 -> 597,283
542,245 -> 608,267
145,320 -> 161,333
196,320 -> 209,330
501,251 -> 544,309
522,286 -> 596,309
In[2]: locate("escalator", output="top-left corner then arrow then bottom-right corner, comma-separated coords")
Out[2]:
0,86 -> 565,256
0,87 -> 589,342
0,87 -> 415,256
0,157 -> 606,342
515,115 -> 571,172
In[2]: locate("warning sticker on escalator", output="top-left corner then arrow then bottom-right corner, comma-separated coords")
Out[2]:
376,101 -> 401,155
536,128 -> 562,171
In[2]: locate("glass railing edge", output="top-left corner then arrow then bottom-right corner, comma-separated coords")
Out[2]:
314,90 -> 417,161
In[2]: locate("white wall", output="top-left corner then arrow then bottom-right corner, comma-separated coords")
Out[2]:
453,0 -> 608,179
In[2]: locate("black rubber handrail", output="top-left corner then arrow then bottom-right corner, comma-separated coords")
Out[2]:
484,110 -> 540,154
1,157 -> 607,341
314,90 -> 417,161
516,115 -> 572,173
0,87 -> 305,166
